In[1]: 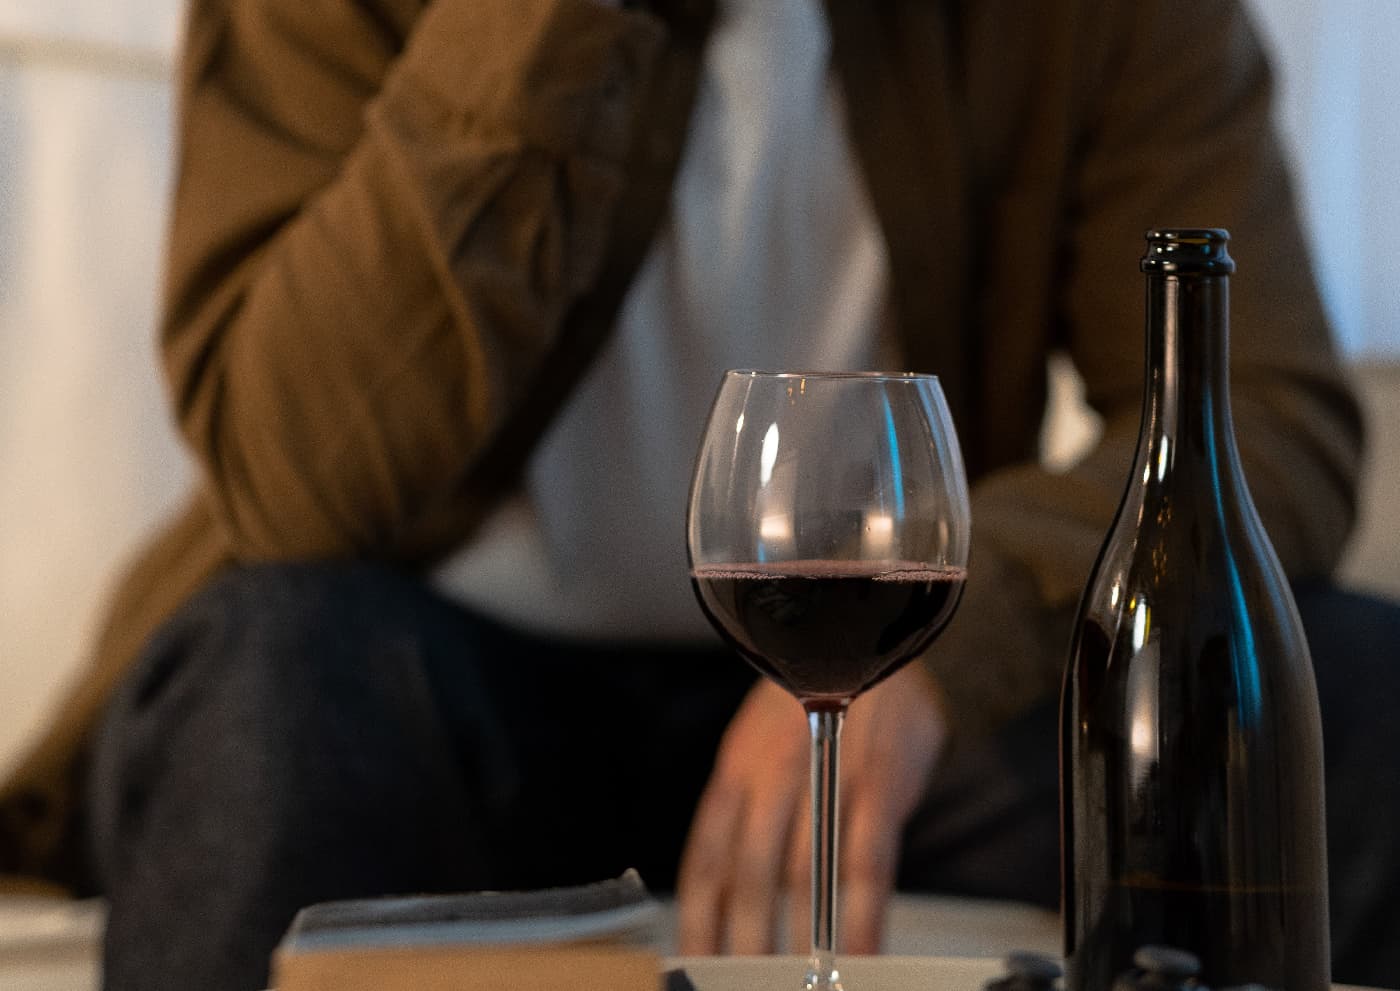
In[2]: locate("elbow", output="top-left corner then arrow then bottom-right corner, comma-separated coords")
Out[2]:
187,425 -> 375,564
176,368 -> 393,563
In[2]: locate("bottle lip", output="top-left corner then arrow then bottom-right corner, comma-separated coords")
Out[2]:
1140,228 -> 1235,275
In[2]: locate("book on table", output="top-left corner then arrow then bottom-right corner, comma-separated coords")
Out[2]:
271,868 -> 662,990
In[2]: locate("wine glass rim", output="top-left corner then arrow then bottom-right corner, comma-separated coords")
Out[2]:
724,369 -> 942,383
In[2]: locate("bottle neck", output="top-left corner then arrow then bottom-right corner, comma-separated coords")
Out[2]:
1143,274 -> 1238,478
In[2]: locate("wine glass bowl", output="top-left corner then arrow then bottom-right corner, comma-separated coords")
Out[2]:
686,370 -> 970,989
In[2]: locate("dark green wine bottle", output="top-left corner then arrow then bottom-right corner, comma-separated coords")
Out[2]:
1061,230 -> 1330,991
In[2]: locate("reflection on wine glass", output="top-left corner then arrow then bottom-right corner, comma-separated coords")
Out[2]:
687,370 -> 971,990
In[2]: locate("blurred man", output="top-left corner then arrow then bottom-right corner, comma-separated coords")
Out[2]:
2,1 -> 1397,989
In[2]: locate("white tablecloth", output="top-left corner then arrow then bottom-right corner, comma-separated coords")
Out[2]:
668,956 -> 1378,991
670,954 -> 1002,990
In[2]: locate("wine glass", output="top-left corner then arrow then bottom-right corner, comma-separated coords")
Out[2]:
686,370 -> 971,990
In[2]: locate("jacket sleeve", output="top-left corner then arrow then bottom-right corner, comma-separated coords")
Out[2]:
924,0 -> 1364,741
161,0 -> 663,562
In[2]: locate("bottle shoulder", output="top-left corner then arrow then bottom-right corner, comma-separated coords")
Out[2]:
1091,461 -> 1286,584
1071,479 -> 1309,661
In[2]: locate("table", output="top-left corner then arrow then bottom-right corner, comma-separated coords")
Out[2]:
669,955 -> 1001,990
666,956 -> 1380,991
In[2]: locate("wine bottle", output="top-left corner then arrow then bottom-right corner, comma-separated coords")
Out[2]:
1061,230 -> 1330,991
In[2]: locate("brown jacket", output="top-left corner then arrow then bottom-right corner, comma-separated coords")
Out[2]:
0,0 -> 1363,890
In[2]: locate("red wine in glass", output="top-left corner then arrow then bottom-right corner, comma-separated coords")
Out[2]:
690,561 -> 965,709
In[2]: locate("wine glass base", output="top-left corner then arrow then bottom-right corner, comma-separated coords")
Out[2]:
803,965 -> 844,991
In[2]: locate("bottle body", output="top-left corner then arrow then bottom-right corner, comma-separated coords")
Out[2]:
1062,231 -> 1329,991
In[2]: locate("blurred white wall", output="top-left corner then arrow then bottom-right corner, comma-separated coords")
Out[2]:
0,0 -> 1397,778
0,5 -> 189,779
1246,0 -> 1400,358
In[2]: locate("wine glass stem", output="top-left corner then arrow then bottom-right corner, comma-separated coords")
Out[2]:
806,706 -> 846,991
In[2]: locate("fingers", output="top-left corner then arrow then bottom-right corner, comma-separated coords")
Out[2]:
785,794 -> 812,953
725,770 -> 802,953
837,777 -> 902,954
678,668 -> 950,958
678,681 -> 807,955
779,740 -> 901,955
678,763 -> 803,954
682,728 -> 898,956
677,775 -> 741,954
834,668 -> 948,953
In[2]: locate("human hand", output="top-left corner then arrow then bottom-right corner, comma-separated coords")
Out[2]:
677,663 -> 950,955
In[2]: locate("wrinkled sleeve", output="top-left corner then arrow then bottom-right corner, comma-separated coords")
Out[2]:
924,0 -> 1364,741
162,0 -> 663,561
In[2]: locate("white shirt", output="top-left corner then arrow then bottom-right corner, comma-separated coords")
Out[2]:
433,0 -> 892,641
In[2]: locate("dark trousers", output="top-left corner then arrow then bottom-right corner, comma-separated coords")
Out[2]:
85,563 -> 1400,991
